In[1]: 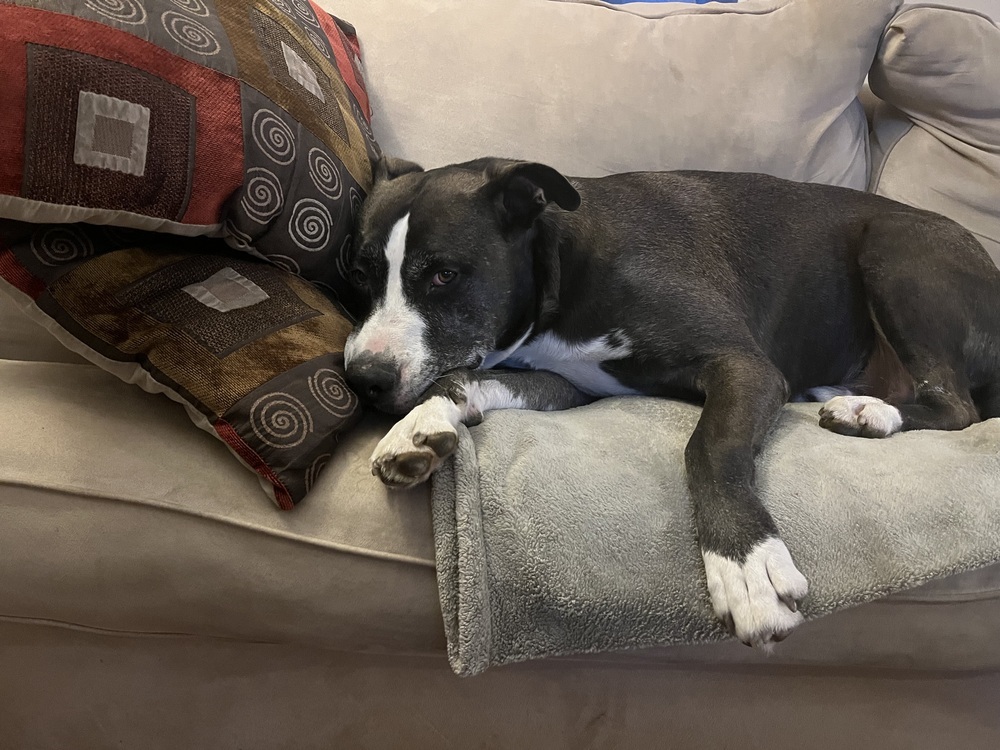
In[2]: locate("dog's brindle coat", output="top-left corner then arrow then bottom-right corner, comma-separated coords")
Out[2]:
344,157 -> 1000,647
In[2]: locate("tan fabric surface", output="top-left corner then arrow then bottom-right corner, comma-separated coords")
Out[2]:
3,358 -> 1000,671
0,288 -> 87,364
326,0 -> 900,188
869,4 -> 1000,266
3,620 -> 1000,750
0,359 -> 442,653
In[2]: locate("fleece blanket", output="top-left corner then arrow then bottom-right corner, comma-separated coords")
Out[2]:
430,398 -> 1000,676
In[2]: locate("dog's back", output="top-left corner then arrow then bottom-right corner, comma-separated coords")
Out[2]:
548,169 -> 999,401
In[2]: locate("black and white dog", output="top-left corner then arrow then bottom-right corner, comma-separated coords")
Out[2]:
344,156 -> 1000,647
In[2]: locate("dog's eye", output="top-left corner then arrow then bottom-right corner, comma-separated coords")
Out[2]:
431,269 -> 458,287
350,268 -> 369,288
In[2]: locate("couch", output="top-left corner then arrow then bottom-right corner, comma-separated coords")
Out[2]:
3,0 -> 1000,747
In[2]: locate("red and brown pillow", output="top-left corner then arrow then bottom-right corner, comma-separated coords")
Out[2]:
0,0 -> 378,314
0,221 -> 361,508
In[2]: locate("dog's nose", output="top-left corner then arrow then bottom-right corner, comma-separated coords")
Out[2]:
346,356 -> 399,403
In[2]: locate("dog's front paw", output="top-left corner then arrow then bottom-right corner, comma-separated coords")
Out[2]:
702,538 -> 808,649
819,395 -> 902,438
371,397 -> 460,488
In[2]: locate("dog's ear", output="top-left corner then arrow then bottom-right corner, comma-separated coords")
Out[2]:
487,161 -> 581,229
375,156 -> 424,182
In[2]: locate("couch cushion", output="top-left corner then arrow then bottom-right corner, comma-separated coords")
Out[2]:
868,4 -> 1000,266
326,0 -> 901,188
0,0 -> 379,311
0,359 -> 443,653
3,357 -> 1000,670
0,286 -> 86,364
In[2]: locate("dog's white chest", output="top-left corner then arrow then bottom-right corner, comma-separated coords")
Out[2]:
499,331 -> 640,397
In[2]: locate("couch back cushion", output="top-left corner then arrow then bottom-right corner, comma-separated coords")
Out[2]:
868,4 -> 1000,267
327,0 -> 901,188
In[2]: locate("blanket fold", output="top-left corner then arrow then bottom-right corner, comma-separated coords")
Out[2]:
431,398 -> 1000,676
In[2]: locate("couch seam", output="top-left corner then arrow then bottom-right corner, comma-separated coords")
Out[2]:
887,3 -> 998,29
0,614 -> 445,656
0,478 -> 437,568
868,104 -> 914,196
7,614 -> 997,677
545,0 -> 783,20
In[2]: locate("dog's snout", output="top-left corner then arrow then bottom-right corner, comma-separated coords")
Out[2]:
347,355 -> 399,403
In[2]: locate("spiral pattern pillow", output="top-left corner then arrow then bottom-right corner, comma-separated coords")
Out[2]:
0,0 -> 379,315
0,220 -> 361,509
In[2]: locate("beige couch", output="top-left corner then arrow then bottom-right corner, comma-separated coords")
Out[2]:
3,1 -> 1000,747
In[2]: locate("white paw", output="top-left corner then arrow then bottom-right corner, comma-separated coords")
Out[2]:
702,538 -> 809,649
819,395 -> 902,438
371,397 -> 460,488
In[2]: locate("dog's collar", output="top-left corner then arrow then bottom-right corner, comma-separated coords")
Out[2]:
479,325 -> 535,370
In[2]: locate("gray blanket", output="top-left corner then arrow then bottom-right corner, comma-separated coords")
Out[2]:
430,398 -> 1000,676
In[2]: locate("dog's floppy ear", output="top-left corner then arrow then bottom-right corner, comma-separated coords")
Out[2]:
487,161 -> 581,229
375,156 -> 424,182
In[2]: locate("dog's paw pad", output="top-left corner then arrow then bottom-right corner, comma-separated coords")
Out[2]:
702,538 -> 808,649
372,449 -> 437,488
370,397 -> 460,488
819,395 -> 901,438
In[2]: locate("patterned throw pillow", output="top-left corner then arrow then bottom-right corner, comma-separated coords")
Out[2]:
0,0 -> 378,315
0,221 -> 361,509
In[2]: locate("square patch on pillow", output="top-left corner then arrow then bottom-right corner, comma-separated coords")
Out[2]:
0,220 -> 362,508
0,1 -> 378,316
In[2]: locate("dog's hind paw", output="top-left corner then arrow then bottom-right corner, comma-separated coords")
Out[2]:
702,538 -> 808,649
370,396 -> 460,488
819,395 -> 902,438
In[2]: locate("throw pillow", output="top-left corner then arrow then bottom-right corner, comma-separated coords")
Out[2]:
0,0 -> 379,314
0,221 -> 362,509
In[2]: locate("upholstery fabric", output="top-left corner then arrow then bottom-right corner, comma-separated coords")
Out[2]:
0,0 -> 379,311
0,224 -> 362,507
336,0 -> 901,189
0,358 -> 440,650
2,357 -> 1000,672
868,4 -> 1000,266
0,285 -> 86,363
4,621 -> 1000,750
4,0 -> 1000,744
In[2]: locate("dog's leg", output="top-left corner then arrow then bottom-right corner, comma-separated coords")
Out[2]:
371,369 -> 591,488
686,355 -> 808,648
820,215 -> 998,437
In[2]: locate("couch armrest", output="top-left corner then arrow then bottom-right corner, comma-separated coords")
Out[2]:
867,4 -> 1000,266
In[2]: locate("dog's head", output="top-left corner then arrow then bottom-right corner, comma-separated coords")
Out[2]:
344,156 -> 580,413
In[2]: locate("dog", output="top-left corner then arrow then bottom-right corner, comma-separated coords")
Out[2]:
343,156 -> 1000,647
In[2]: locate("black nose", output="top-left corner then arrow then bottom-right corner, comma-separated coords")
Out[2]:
346,356 -> 399,403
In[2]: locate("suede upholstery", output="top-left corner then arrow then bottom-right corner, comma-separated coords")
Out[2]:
2,0 -> 1000,747
868,3 -> 1000,266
